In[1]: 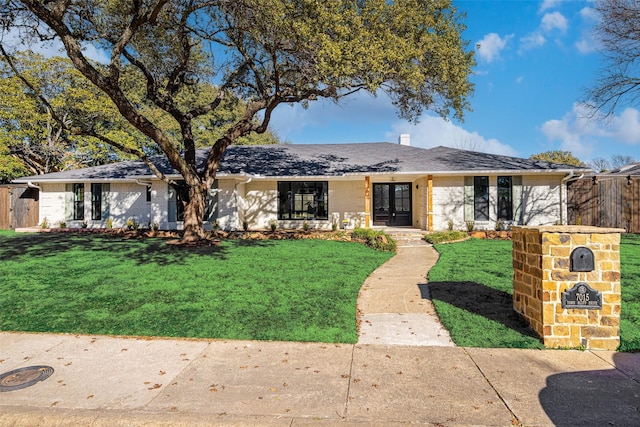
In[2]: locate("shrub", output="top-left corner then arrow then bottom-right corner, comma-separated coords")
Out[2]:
58,221 -> 66,228
151,221 -> 160,231
351,228 -> 396,252
302,220 -> 310,231
269,219 -> 278,232
242,220 -> 249,231
126,217 -> 139,230
39,217 -> 49,229
81,220 -> 88,228
423,230 -> 468,244
106,218 -> 113,229
447,219 -> 454,231
495,219 -> 503,231
465,220 -> 475,232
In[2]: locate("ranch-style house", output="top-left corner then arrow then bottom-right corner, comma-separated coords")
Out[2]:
13,136 -> 590,232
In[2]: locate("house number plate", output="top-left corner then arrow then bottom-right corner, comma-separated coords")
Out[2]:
561,283 -> 602,310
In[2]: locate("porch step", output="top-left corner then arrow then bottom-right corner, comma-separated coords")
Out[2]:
385,231 -> 427,246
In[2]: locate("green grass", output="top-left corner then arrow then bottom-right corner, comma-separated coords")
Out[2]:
620,234 -> 640,352
429,236 -> 640,351
0,232 -> 393,343
423,230 -> 469,244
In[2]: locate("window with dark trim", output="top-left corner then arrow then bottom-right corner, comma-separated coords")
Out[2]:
497,176 -> 513,221
91,183 -> 102,220
168,184 -> 185,222
168,181 -> 217,222
473,176 -> 489,221
278,181 -> 328,220
146,185 -> 151,203
73,183 -> 84,220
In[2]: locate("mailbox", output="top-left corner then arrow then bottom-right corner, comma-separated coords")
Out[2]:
570,247 -> 594,272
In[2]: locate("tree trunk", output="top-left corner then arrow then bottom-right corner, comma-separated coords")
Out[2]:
181,183 -> 207,242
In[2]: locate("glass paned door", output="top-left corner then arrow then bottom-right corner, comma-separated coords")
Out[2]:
373,183 -> 412,226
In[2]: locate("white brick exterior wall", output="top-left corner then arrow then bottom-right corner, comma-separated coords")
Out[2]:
35,174 -> 566,232
38,183 -> 66,227
430,174 -> 565,231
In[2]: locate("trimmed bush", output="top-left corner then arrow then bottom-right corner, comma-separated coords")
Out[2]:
351,228 -> 397,252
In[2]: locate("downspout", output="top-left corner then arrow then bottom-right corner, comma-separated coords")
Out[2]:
235,177 -> 252,230
135,179 -> 153,226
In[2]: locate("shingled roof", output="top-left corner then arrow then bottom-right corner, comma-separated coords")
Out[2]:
14,143 -> 587,182
607,162 -> 640,176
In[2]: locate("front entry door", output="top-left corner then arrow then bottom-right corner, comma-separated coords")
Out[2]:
373,183 -> 412,226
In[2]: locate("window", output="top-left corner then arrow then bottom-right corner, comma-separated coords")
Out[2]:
73,183 -> 84,220
91,183 -> 102,220
168,181 -> 217,222
497,176 -> 513,221
473,176 -> 489,221
146,185 -> 151,203
464,176 -> 522,224
278,181 -> 328,220
168,184 -> 185,222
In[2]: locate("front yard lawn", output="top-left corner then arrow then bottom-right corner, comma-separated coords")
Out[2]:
0,232 -> 393,343
429,234 -> 640,351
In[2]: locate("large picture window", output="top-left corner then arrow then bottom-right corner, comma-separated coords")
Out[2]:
278,181 -> 328,220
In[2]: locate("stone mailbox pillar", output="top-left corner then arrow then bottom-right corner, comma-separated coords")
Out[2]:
512,226 -> 623,350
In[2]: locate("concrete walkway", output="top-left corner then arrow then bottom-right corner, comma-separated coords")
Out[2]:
357,244 -> 454,346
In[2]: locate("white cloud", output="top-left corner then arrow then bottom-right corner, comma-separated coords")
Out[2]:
539,0 -> 562,13
580,6 -> 599,22
386,115 -> 519,157
519,32 -> 546,52
575,7 -> 600,54
520,11 -> 570,53
541,12 -> 568,33
475,33 -> 513,63
610,108 -> 640,144
540,103 -> 640,158
575,38 -> 597,54
269,91 -> 397,143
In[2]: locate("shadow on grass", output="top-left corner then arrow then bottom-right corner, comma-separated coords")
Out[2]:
421,281 -> 541,340
0,232 -> 277,266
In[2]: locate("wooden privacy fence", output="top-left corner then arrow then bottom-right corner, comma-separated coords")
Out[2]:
0,184 -> 40,230
567,176 -> 640,233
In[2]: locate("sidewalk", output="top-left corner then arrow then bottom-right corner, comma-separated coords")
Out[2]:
1,333 -> 639,426
1,244 -> 639,426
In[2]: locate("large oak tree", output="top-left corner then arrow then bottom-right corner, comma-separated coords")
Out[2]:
0,0 -> 475,241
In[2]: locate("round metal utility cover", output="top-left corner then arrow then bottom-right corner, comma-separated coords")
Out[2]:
0,366 -> 54,392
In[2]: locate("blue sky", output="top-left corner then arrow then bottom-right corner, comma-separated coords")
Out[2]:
269,0 -> 640,164
6,0 -> 638,164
